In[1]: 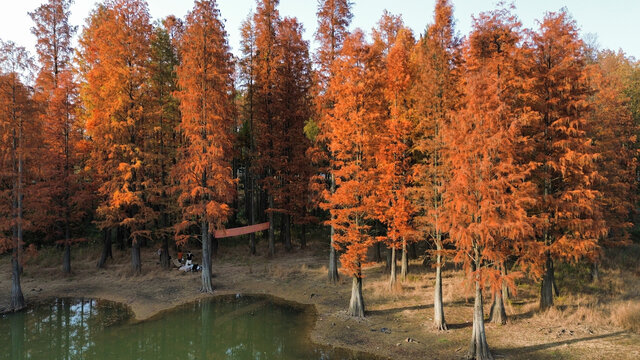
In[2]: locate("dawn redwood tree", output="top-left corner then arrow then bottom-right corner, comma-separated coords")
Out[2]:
252,0 -> 281,256
174,0 -> 235,293
0,41 -> 35,311
147,21 -> 181,270
370,27 -> 416,289
30,0 -> 91,274
79,0 -> 154,274
588,52 -> 638,279
526,10 -> 607,309
314,0 -> 353,282
238,13 -> 259,255
409,0 -> 462,331
444,8 -> 536,359
272,17 -> 315,251
322,30 -> 384,317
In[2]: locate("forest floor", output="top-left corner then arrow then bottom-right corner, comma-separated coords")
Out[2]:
1,237 -> 640,360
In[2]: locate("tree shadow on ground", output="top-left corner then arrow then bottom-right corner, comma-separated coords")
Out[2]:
495,331 -> 628,358
367,303 -> 433,315
446,321 -> 472,329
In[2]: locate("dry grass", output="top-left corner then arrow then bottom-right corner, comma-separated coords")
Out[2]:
611,301 -> 640,334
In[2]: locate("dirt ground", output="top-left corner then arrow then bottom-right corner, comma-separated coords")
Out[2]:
1,238 -> 640,360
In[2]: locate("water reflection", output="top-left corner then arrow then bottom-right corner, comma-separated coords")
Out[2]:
1,296 -> 374,360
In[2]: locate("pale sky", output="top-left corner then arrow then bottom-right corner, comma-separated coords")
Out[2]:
1,0 -> 638,60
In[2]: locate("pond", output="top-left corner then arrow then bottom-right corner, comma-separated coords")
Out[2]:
0,295 -> 376,360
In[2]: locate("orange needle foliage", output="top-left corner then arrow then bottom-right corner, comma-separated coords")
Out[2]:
409,0 -> 462,331
526,10 -> 607,309
79,0 -> 155,274
174,0 -> 235,293
370,27 -> 416,289
314,0 -> 354,283
30,0 -> 92,274
0,41 -> 37,311
444,7 -> 536,359
322,30 -> 384,317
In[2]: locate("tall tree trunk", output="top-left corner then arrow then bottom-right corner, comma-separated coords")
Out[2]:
401,238 -> 408,281
489,288 -> 507,325
385,245 -> 392,274
434,240 -> 447,330
389,247 -> 397,290
328,173 -> 339,283
131,240 -> 141,275
97,229 -> 112,268
268,195 -> 275,257
540,252 -> 554,310
10,253 -> 25,311
349,270 -> 365,317
283,213 -> 292,252
201,219 -> 214,293
300,224 -> 307,249
468,249 -> 493,360
502,264 -> 511,300
248,176 -> 256,255
373,242 -> 382,262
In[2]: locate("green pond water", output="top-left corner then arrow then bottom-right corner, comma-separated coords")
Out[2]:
0,295 -> 375,360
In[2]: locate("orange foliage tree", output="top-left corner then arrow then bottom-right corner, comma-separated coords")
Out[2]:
78,0 -> 154,274
444,7 -> 536,359
273,17 -> 315,251
409,0 -> 462,331
322,30 -> 384,317
588,51 -> 638,279
174,0 -> 235,293
369,27 -> 416,290
252,0 -> 281,256
526,10 -> 607,309
146,21 -> 181,270
314,0 -> 353,283
30,0 -> 92,274
0,41 -> 36,311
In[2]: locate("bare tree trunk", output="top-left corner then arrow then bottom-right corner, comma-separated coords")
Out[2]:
97,229 -> 112,268
385,245 -> 392,274
468,251 -> 493,360
328,173 -> 339,283
201,219 -> 213,293
10,253 -> 25,311
401,238 -> 408,281
131,239 -> 141,275
248,176 -> 256,255
540,252 -> 554,310
489,289 -> 507,325
348,271 -> 365,317
268,195 -> 275,257
434,241 -> 447,330
389,247 -> 397,290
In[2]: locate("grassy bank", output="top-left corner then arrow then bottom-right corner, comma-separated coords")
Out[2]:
2,239 -> 640,359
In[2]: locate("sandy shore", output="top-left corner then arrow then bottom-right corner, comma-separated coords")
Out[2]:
2,241 -> 639,359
